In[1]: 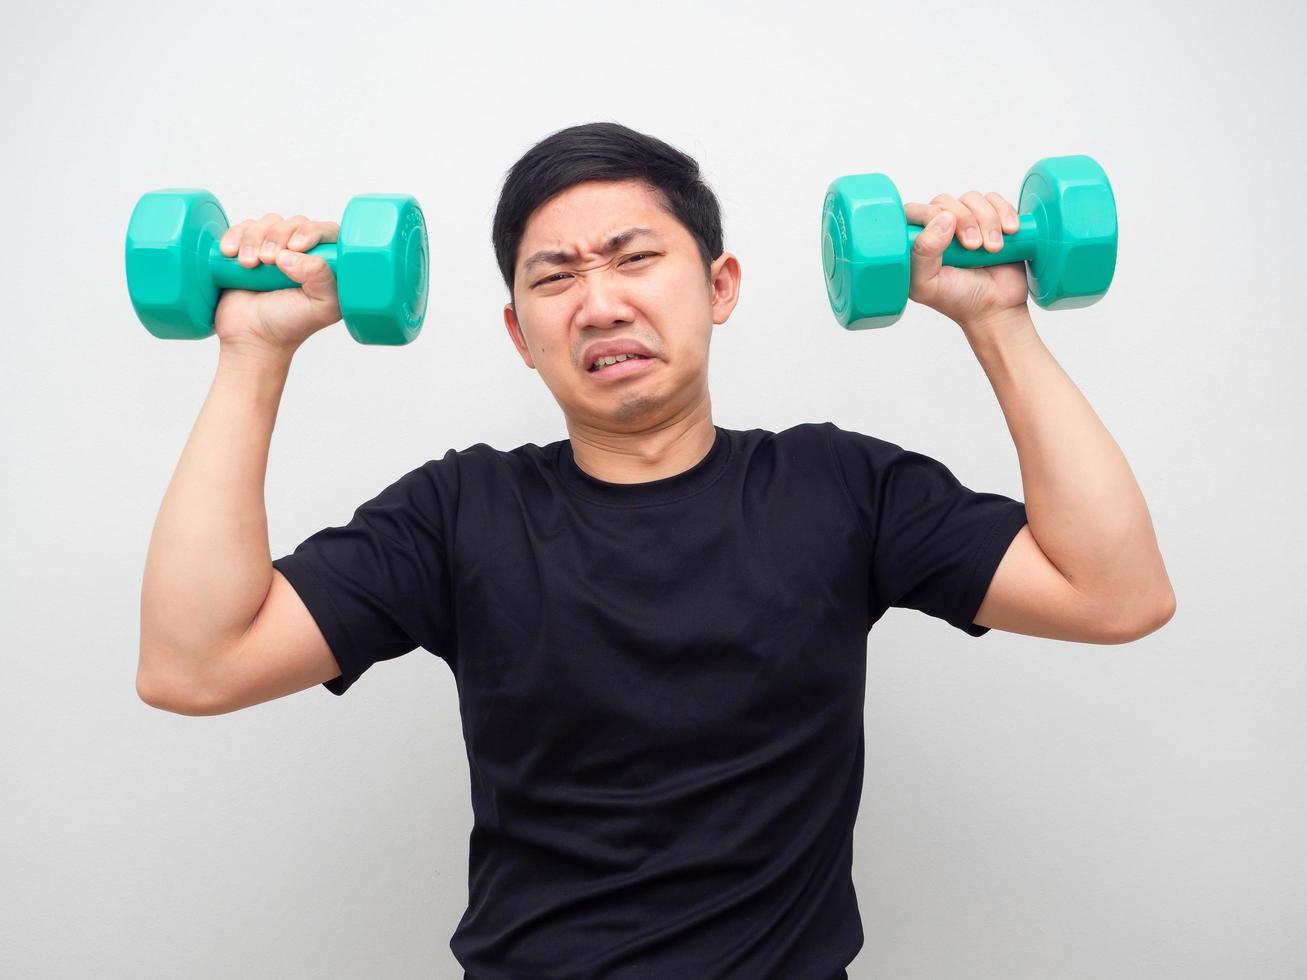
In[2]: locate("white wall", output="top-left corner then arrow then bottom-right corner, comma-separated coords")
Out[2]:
2,0 -> 1303,976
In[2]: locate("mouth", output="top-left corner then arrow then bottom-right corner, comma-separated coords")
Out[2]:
586,354 -> 656,380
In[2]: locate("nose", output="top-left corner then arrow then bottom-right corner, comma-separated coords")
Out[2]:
576,267 -> 637,330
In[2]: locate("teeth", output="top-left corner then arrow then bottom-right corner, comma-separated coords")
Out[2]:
591,353 -> 645,371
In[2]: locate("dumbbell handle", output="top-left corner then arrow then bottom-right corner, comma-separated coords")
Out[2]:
206,241 -> 340,291
906,214 -> 1039,269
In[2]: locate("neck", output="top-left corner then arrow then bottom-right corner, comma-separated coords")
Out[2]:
567,399 -> 716,484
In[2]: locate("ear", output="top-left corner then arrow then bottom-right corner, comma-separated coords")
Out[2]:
709,252 -> 742,325
503,303 -> 536,369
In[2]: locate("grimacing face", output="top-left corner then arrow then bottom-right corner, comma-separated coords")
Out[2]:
503,178 -> 741,432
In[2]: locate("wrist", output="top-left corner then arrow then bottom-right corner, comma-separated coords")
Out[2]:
960,306 -> 1038,353
218,341 -> 297,374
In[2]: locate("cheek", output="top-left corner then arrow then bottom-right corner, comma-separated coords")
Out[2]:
656,278 -> 713,326
633,273 -> 695,319
518,311 -> 562,357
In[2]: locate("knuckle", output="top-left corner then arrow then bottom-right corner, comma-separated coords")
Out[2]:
254,215 -> 281,241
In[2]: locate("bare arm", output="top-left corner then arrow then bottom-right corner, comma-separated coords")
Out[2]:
135,208 -> 344,711
965,309 -> 1175,628
901,190 -> 1174,634
137,346 -> 292,709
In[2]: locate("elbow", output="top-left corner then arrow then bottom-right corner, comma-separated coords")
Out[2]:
137,671 -> 191,715
136,670 -> 226,717
137,671 -> 184,714
1112,588 -> 1177,644
137,639 -> 233,716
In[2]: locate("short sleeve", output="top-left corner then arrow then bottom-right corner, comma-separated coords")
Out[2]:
271,460 -> 454,696
825,422 -> 1028,636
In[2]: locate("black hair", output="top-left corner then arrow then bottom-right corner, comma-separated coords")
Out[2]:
491,121 -> 724,305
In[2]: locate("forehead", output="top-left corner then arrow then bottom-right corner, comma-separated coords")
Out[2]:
517,179 -> 677,261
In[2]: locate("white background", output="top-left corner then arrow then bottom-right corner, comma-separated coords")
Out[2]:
2,0 -> 1304,976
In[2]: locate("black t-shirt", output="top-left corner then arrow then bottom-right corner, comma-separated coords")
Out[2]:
271,421 -> 1027,980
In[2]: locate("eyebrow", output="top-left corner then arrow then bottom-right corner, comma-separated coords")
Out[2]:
521,227 -> 660,279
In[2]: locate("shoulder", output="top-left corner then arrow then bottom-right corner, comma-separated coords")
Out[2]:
415,436 -> 557,479
722,420 -> 918,484
758,420 -> 887,453
818,420 -> 906,458
410,437 -> 571,510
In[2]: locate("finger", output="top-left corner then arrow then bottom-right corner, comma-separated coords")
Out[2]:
987,193 -> 1020,234
257,213 -> 302,264
930,194 -> 980,250
909,210 -> 955,293
903,202 -> 943,228
274,247 -> 337,299
239,212 -> 283,267
286,220 -> 341,251
960,190 -> 1003,252
219,220 -> 249,258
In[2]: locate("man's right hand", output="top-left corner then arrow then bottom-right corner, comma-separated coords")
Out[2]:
214,212 -> 343,357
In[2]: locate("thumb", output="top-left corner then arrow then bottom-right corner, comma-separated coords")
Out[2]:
275,248 -> 338,303
909,211 -> 954,297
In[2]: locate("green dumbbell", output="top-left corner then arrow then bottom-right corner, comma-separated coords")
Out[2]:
125,189 -> 429,345
820,155 -> 1118,330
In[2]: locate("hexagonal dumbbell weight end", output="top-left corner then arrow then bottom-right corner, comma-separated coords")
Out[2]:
125,189 -> 229,340
336,194 -> 430,346
1020,155 -> 1118,310
821,173 -> 912,330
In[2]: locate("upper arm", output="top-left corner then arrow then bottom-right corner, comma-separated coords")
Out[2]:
972,524 -> 1160,643
184,569 -> 344,715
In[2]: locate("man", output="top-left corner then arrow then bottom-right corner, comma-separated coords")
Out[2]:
137,122 -> 1175,979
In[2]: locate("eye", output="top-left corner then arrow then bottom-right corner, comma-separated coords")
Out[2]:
530,253 -> 658,288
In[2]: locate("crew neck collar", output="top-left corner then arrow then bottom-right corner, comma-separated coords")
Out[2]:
557,426 -> 731,507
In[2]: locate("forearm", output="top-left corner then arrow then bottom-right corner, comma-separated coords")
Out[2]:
964,310 -> 1173,609
138,346 -> 291,686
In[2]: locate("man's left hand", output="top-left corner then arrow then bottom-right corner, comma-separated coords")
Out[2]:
904,189 -> 1031,336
